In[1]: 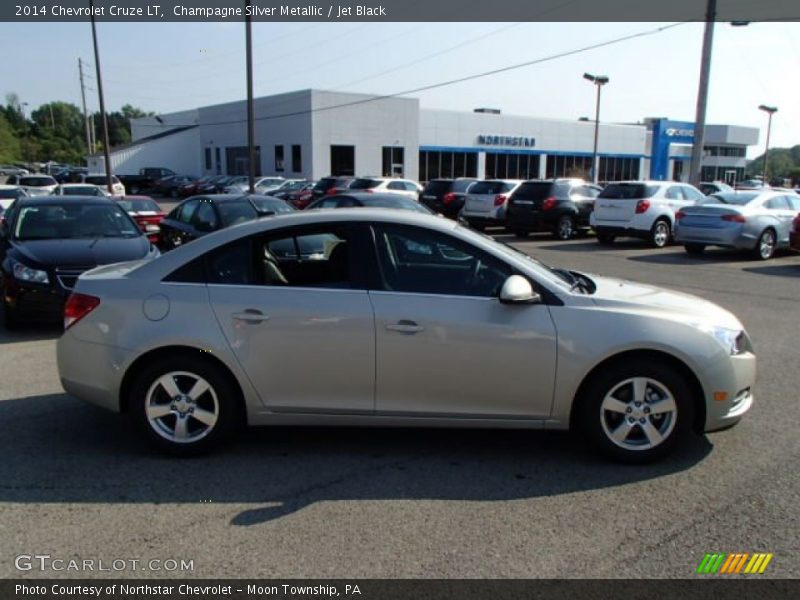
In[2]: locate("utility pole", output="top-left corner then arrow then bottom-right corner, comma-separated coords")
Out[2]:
78,58 -> 93,162
90,0 -> 114,194
245,0 -> 256,194
688,0 -> 716,186
49,104 -> 55,131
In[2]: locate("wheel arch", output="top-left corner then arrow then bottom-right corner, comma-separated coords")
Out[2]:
569,349 -> 706,434
119,345 -> 247,423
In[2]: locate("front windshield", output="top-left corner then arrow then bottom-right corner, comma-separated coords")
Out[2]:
13,203 -> 141,240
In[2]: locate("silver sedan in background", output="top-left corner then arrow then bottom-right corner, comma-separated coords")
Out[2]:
674,190 -> 800,259
57,209 -> 755,463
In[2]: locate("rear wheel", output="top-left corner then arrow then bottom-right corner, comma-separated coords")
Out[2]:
650,219 -> 671,248
575,359 -> 694,463
129,356 -> 242,456
597,233 -> 616,245
684,243 -> 706,255
754,228 -> 776,260
553,215 -> 576,240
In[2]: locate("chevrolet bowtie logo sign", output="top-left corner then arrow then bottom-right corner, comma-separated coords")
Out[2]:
696,552 -> 774,574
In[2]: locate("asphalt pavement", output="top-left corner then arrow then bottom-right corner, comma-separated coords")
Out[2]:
0,232 -> 798,579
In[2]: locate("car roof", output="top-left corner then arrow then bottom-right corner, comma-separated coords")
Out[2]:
15,195 -> 115,205
324,192 -> 415,201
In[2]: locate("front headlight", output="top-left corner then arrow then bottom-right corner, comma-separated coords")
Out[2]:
704,325 -> 747,355
12,260 -> 49,284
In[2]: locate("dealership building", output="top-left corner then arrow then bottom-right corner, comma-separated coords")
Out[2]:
89,89 -> 759,185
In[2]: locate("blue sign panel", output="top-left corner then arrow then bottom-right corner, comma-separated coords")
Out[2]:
650,119 -> 695,180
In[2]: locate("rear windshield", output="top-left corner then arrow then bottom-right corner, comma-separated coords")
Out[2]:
470,181 -> 515,195
20,176 -> 56,187
216,200 -> 259,227
452,179 -> 476,193
705,192 -> 758,206
512,182 -> 565,201
599,183 -> 659,199
364,197 -> 432,213
350,178 -> 382,190
422,180 -> 452,195
117,198 -> 162,212
61,186 -> 104,196
84,175 -> 121,185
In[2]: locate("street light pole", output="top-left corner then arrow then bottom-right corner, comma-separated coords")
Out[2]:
583,72 -> 609,184
90,0 -> 114,195
758,104 -> 777,184
688,0 -> 717,186
245,0 -> 256,194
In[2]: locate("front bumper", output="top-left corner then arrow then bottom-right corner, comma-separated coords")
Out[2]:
3,278 -> 66,323
703,351 -> 756,432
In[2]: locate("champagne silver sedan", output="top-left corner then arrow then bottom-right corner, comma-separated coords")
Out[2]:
56,209 -> 755,462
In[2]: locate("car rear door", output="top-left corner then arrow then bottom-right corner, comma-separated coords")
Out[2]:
369,223 -> 557,418
208,223 -> 376,412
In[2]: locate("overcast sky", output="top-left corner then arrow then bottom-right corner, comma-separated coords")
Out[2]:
3,21 -> 799,157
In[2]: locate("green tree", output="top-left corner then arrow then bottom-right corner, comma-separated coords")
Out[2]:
0,112 -> 21,163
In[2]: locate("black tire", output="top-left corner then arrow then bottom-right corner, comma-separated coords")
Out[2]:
513,229 -> 529,239
597,233 -> 616,245
553,215 -> 576,240
128,355 -> 243,456
684,243 -> 706,255
753,228 -> 776,261
650,218 -> 671,248
574,359 -> 695,464
3,302 -> 20,330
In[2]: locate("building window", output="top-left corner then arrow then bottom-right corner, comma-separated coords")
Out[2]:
292,145 -> 302,172
419,150 -> 478,182
331,145 -> 355,176
226,146 -> 261,176
486,152 -> 540,179
214,147 -> 221,174
204,148 -> 212,171
275,145 -> 285,172
595,156 -> 640,182
382,147 -> 405,177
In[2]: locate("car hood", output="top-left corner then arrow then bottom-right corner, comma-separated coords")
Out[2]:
11,237 -> 152,268
587,274 -> 742,329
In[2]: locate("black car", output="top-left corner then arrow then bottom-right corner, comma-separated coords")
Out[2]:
0,196 -> 158,328
158,194 -> 295,250
310,176 -> 354,200
306,193 -> 434,214
418,178 -> 477,218
505,179 -> 602,240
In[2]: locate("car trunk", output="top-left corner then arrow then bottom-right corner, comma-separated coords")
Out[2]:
464,181 -> 515,214
678,205 -> 745,229
594,183 -> 658,222
508,182 -> 555,213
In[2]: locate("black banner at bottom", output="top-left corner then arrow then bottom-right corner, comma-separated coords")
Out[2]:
3,580 -> 799,600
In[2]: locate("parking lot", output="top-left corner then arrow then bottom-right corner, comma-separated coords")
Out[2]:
1,232 -> 798,579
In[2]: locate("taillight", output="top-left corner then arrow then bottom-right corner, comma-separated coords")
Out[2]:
494,194 -> 507,207
541,196 -> 557,211
721,214 -> 746,223
675,210 -> 686,220
635,199 -> 650,214
64,293 -> 100,330
443,192 -> 456,205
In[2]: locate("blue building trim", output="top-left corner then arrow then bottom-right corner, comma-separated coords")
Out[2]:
650,119 -> 695,180
420,145 -> 644,159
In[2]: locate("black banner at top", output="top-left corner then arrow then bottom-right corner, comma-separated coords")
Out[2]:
2,0 -> 800,22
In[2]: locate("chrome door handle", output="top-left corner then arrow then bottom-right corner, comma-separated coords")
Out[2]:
386,320 -> 424,334
232,310 -> 270,323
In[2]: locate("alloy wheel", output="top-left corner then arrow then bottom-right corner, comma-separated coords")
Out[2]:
652,221 -> 670,248
145,371 -> 219,443
758,230 -> 775,260
599,377 -> 677,451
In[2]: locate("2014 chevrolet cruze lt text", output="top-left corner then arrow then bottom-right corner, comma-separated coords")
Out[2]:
56,209 -> 755,462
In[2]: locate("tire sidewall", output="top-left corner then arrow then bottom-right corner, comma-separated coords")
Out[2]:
576,360 -> 695,463
129,356 -> 241,456
651,219 -> 671,248
756,229 -> 775,260
555,215 -> 575,240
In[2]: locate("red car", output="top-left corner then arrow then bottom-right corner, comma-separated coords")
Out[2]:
790,212 -> 800,253
115,196 -> 165,244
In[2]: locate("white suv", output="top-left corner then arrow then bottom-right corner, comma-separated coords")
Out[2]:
591,181 -> 705,248
348,177 -> 422,200
82,173 -> 126,196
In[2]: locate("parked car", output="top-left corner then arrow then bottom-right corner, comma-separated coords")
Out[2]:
152,175 -> 197,198
81,174 -> 126,196
418,178 -> 477,219
699,181 -> 734,196
674,190 -> 800,260
5,174 -> 58,196
590,181 -> 705,248
310,176 -> 355,200
54,184 -> 110,197
118,167 -> 177,195
272,180 -> 313,201
195,175 -> 233,195
735,179 -> 768,191
225,176 -> 285,195
257,178 -> 305,196
790,212 -> 800,253
56,208 -> 755,462
0,165 -> 30,177
0,196 -> 158,328
115,196 -> 166,245
506,179 -> 602,240
158,194 -> 294,250
459,179 -> 523,230
0,185 -> 29,210
347,177 -> 422,200
306,192 -> 434,214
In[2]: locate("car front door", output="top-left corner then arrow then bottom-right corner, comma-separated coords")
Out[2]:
207,223 -> 376,412
369,224 -> 558,418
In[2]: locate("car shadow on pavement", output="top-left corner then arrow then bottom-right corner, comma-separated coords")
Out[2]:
625,249 -> 758,266
0,394 -> 713,526
533,240 -> 649,253
742,264 -> 800,277
0,323 -> 62,345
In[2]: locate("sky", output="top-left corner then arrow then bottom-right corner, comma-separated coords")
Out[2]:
2,20 -> 799,158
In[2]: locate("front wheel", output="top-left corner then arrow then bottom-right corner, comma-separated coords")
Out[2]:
650,219 -> 671,248
575,360 -> 694,463
553,215 -> 576,240
129,356 -> 242,455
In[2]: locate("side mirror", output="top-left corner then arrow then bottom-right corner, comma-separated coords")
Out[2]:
499,275 -> 541,304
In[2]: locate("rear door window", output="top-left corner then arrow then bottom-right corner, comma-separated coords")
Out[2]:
470,181 -> 515,195
599,184 -> 659,199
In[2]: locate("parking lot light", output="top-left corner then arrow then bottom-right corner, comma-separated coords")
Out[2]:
583,73 -> 609,184
758,105 -> 778,184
